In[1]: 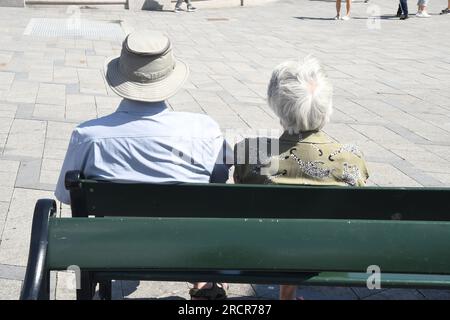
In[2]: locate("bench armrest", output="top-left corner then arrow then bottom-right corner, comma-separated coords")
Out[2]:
64,170 -> 88,217
20,199 -> 57,300
64,170 -> 84,191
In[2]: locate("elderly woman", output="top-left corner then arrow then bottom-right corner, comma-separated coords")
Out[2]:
233,56 -> 369,300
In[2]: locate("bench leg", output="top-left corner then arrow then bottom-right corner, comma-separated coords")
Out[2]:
38,270 -> 51,300
76,271 -> 95,300
99,280 -> 112,300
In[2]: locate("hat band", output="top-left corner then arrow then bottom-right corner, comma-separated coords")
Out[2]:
118,46 -> 177,84
127,61 -> 176,83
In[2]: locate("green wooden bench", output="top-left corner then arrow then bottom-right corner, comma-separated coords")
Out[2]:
20,170 -> 450,300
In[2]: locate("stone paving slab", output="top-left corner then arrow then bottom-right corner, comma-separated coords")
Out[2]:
0,264 -> 25,281
0,0 -> 449,300
0,279 -> 22,300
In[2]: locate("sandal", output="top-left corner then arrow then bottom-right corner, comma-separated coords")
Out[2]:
189,283 -> 228,300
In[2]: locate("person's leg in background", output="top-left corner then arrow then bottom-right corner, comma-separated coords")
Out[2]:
416,0 -> 431,17
336,0 -> 342,19
346,0 -> 352,16
174,0 -> 184,12
441,0 -> 450,14
397,4 -> 402,16
399,0 -> 409,19
174,0 -> 197,12
341,0 -> 352,20
335,0 -> 351,20
185,0 -> 197,12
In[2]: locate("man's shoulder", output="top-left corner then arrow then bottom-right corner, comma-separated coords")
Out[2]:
167,111 -> 219,125
71,111 -> 222,143
164,111 -> 222,136
72,114 -> 119,143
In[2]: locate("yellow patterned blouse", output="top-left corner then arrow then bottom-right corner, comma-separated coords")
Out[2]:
234,131 -> 369,186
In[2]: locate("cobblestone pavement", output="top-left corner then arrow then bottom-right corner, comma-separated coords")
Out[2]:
0,0 -> 450,300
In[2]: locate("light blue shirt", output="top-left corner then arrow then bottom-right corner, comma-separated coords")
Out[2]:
55,99 -> 230,204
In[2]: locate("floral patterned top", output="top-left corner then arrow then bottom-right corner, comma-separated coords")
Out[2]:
233,131 -> 369,187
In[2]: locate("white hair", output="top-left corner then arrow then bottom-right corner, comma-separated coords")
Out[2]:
267,56 -> 333,133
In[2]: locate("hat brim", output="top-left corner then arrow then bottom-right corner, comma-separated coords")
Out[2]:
104,56 -> 189,102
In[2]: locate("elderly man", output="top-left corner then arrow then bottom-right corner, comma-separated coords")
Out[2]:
234,56 -> 369,300
55,31 -> 230,300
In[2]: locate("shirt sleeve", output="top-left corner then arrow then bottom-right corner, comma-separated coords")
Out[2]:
54,131 -> 86,204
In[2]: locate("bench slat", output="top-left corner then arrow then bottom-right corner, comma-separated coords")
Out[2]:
76,181 -> 450,220
47,217 -> 450,274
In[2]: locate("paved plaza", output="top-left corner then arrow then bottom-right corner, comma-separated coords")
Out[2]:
0,0 -> 450,300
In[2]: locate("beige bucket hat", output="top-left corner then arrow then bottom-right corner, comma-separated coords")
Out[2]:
105,31 -> 189,102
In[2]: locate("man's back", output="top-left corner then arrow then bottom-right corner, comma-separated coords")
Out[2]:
55,99 -> 227,204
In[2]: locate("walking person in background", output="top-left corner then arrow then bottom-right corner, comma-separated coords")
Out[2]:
416,0 -> 431,17
396,3 -> 402,16
335,0 -> 352,20
174,0 -> 197,12
399,0 -> 409,19
441,0 -> 450,14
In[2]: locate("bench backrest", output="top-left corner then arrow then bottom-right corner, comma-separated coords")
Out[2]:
65,171 -> 450,221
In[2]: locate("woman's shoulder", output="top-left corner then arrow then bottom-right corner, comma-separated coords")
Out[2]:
320,141 -> 370,186
323,142 -> 366,163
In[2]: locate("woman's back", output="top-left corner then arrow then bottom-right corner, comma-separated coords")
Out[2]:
234,131 -> 369,187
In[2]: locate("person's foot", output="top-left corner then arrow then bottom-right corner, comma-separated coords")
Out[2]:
416,11 -> 431,18
396,7 -> 402,17
400,14 -> 409,20
341,15 -> 351,21
189,283 -> 228,300
174,7 -> 183,13
334,15 -> 341,20
187,6 -> 197,12
440,8 -> 450,15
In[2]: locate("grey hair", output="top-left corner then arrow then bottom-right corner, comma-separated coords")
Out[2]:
267,56 -> 333,133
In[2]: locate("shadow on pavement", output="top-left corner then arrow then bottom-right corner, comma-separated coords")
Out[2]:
294,15 -> 401,21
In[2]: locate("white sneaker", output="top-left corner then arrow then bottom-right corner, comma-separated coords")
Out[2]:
416,11 -> 431,18
341,15 -> 351,21
334,15 -> 341,20
187,6 -> 197,12
174,7 -> 183,13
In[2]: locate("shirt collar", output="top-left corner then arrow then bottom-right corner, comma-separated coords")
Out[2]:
116,99 -> 168,116
280,130 -> 332,144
